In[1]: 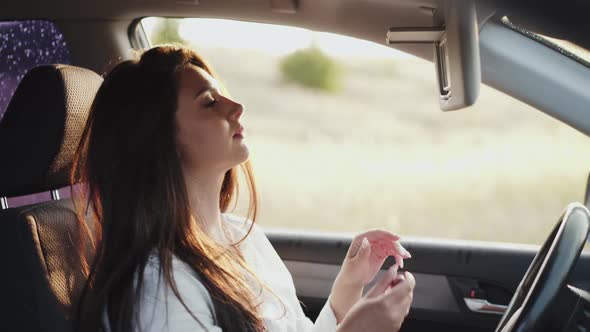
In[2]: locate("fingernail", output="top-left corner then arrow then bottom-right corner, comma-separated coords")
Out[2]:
361,237 -> 369,248
399,245 -> 411,257
404,250 -> 412,258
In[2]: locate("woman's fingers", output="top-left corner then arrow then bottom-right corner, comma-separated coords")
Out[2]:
348,229 -> 406,259
365,264 -> 399,298
380,240 -> 410,257
346,237 -> 365,258
335,270 -> 413,332
377,241 -> 410,270
374,237 -> 410,258
394,254 -> 404,269
347,236 -> 373,258
363,229 -> 400,242
393,241 -> 411,258
356,237 -> 372,260
383,271 -> 415,307
405,272 -> 415,288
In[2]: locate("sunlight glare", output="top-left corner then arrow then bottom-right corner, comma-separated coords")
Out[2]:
176,18 -> 409,59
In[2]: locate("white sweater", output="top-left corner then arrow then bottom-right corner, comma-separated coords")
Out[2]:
103,214 -> 338,331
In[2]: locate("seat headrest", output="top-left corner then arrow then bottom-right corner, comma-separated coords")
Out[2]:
0,65 -> 103,197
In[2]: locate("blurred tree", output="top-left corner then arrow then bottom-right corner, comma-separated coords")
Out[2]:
150,19 -> 185,45
280,44 -> 343,93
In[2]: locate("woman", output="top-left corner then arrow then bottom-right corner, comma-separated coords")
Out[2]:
73,44 -> 415,332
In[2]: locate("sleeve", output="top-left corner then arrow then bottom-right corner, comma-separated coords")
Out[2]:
248,221 -> 339,332
134,259 -> 222,332
223,214 -> 339,332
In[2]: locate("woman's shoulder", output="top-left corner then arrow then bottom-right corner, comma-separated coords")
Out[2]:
222,212 -> 254,227
143,251 -> 214,301
222,213 -> 264,239
143,251 -> 210,296
221,214 -> 285,263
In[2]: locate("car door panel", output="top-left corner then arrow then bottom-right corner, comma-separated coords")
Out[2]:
267,231 -> 590,331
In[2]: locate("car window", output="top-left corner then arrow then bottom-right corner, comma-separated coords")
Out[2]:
0,20 -> 71,207
141,17 -> 590,246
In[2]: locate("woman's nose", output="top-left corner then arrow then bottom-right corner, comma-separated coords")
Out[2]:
230,102 -> 244,120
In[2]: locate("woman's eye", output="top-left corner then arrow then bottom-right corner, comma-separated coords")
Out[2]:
205,99 -> 217,108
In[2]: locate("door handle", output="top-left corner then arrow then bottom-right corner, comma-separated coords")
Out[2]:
463,298 -> 508,315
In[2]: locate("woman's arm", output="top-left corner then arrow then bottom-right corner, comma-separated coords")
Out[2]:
330,277 -> 364,323
227,215 -> 411,331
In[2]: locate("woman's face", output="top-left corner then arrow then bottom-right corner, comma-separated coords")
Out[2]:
175,64 -> 248,174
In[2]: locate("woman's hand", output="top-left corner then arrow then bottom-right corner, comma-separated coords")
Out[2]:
336,265 -> 415,332
340,230 -> 411,286
330,230 -> 411,322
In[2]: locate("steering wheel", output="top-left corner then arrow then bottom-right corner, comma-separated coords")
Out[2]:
495,202 -> 590,332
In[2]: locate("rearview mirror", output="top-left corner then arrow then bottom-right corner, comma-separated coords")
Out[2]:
386,0 -> 481,111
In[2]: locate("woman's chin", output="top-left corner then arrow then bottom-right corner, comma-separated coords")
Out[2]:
233,143 -> 250,164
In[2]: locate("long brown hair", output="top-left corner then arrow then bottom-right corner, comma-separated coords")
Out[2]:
72,45 -> 266,331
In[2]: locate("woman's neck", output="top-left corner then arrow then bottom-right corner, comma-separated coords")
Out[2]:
183,169 -> 231,245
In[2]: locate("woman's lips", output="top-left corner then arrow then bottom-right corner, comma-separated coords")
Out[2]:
233,126 -> 244,139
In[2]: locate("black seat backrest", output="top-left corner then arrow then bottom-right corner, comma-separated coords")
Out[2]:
0,65 -> 102,332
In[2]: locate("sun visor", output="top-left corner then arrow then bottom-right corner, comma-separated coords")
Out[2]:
386,0 -> 481,111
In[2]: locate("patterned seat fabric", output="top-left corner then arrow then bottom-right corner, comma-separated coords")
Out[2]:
0,65 -> 102,332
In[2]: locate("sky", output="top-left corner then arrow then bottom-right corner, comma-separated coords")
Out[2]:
142,17 -> 411,59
